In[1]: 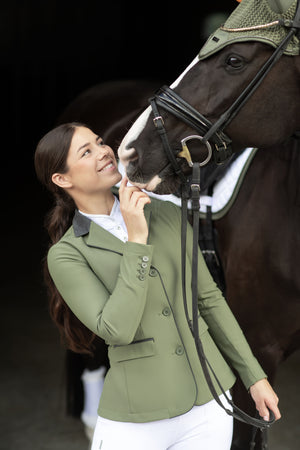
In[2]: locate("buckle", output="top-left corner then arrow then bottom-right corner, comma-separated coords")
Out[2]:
153,116 -> 164,127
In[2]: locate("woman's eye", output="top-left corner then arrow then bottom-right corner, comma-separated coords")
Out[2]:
97,140 -> 104,146
82,149 -> 91,157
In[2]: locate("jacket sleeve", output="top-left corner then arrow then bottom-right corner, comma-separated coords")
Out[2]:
47,240 -> 153,346
184,216 -> 267,390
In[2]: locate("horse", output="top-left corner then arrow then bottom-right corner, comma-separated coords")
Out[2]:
117,1 -> 300,448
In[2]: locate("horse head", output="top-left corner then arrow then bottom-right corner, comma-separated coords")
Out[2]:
118,0 -> 300,194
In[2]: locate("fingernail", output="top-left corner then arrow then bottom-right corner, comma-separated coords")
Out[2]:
263,415 -> 269,421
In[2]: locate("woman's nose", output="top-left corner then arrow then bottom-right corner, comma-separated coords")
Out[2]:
97,146 -> 110,159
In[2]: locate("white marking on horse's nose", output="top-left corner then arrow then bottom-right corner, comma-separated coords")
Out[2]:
118,106 -> 152,162
145,175 -> 161,191
128,175 -> 161,192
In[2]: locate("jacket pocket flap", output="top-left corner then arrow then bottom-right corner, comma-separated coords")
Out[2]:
109,338 -> 155,363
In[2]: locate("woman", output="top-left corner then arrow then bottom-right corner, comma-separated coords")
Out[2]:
35,122 -> 280,450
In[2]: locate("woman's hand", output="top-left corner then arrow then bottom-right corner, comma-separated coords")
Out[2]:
119,177 -> 151,244
249,378 -> 281,421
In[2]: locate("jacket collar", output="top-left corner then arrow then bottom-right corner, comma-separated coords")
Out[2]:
72,206 -> 152,252
73,209 -> 91,237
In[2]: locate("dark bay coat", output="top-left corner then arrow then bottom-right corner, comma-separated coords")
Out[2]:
47,198 -> 266,423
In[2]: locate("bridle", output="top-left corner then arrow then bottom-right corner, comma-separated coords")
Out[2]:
149,1 -> 300,437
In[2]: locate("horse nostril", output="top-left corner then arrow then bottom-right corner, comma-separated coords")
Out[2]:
121,146 -> 138,162
125,140 -> 135,151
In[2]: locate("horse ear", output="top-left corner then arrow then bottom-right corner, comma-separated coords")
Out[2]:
234,0 -> 295,13
199,0 -> 299,61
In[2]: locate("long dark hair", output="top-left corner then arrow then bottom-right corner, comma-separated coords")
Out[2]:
35,122 -> 96,354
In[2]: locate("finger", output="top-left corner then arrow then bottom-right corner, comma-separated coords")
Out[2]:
261,409 -> 270,421
136,196 -> 151,209
130,191 -> 151,208
121,183 -> 144,198
274,405 -> 281,421
119,176 -> 128,194
256,401 -> 270,421
266,401 -> 281,421
121,188 -> 148,204
119,178 -> 140,204
258,400 -> 281,422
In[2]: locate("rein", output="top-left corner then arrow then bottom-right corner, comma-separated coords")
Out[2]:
180,163 -> 276,430
147,1 -> 300,437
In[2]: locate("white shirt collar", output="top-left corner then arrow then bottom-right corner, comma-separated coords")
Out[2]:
79,196 -> 128,242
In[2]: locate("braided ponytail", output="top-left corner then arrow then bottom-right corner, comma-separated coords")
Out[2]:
45,194 -> 75,244
35,123 -> 96,354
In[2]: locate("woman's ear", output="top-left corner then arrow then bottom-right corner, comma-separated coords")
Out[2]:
51,173 -> 72,189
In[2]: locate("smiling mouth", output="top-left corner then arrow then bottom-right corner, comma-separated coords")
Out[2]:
98,161 -> 115,172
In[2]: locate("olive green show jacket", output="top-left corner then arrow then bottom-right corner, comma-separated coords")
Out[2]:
48,198 -> 266,423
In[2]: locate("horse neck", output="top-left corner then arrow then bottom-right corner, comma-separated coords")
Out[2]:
275,134 -> 300,163
263,135 -> 300,195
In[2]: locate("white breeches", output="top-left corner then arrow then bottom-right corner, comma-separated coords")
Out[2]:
91,392 -> 233,450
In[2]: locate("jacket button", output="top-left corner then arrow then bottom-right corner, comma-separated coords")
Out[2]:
162,307 -> 171,316
175,345 -> 184,356
138,275 -> 145,281
142,256 -> 149,262
149,268 -> 158,277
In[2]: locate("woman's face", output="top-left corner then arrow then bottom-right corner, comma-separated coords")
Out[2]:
60,126 -> 122,196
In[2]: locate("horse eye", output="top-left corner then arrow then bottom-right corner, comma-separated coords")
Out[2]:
226,55 -> 244,69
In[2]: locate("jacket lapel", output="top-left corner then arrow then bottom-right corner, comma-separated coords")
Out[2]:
72,205 -> 152,254
87,221 -> 125,254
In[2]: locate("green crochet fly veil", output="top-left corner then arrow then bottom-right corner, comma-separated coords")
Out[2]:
199,0 -> 299,60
